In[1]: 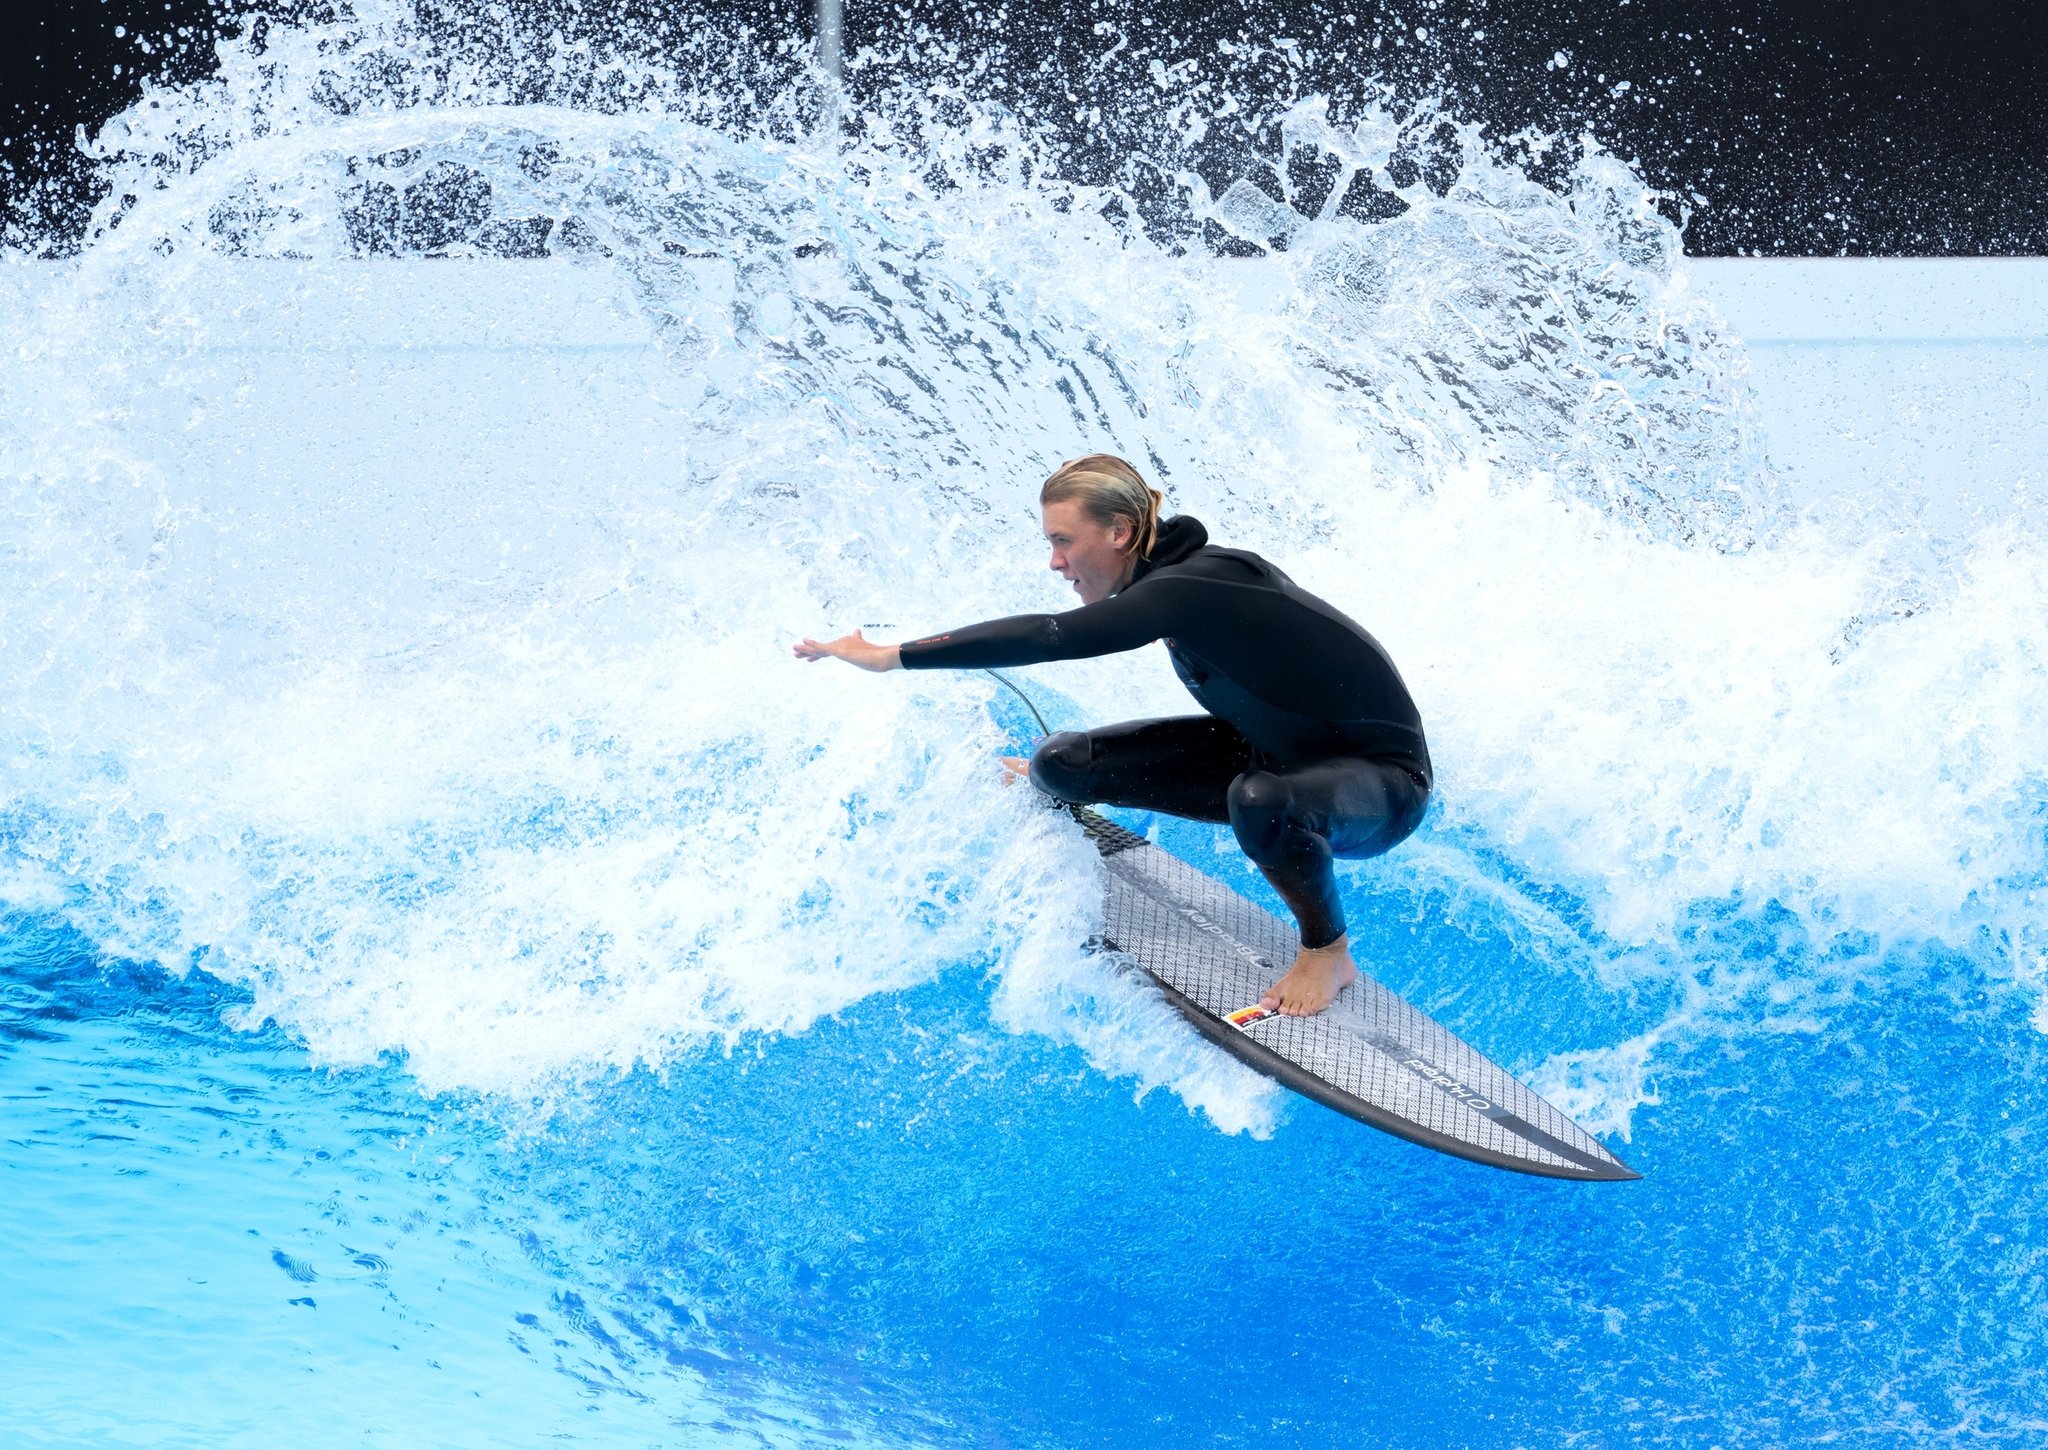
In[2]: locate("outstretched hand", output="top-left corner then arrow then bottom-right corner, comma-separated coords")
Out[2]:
793,628 -> 902,673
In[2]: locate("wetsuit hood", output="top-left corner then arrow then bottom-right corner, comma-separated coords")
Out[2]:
1131,515 -> 1208,584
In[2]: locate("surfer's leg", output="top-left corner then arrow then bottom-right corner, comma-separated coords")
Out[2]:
1028,716 -> 1251,823
1228,759 -> 1428,1015
1227,770 -> 1356,1014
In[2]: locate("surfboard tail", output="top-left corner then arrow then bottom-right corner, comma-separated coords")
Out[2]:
1072,806 -> 1640,1183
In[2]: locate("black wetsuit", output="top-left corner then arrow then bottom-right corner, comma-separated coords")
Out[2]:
899,516 -> 1431,948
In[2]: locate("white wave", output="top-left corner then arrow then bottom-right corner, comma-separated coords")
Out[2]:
4,0 -> 2045,1123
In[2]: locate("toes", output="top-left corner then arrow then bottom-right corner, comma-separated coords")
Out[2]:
1264,958 -> 1351,1017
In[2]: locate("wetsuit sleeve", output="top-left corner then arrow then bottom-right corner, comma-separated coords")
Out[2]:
897,587 -> 1173,670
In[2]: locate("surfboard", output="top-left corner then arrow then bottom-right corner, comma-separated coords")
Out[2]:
1071,805 -> 1639,1182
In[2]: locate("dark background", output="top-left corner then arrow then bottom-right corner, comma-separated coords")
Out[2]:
3,0 -> 2044,255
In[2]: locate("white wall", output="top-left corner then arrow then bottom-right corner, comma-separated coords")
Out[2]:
1687,259 -> 2048,529
8,255 -> 2043,537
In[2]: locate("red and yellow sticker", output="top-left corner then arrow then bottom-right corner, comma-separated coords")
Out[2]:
1224,1004 -> 1275,1030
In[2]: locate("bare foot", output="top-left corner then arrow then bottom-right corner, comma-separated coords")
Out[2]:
998,755 -> 1030,785
1258,936 -> 1358,1016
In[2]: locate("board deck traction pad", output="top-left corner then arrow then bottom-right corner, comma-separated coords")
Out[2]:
1071,805 -> 1638,1182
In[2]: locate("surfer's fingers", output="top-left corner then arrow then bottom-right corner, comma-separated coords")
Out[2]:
794,633 -> 856,660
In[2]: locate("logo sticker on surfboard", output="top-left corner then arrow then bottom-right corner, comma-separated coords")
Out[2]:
1224,1004 -> 1275,1030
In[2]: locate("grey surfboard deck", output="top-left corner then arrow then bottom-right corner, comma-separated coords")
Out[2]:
1072,806 -> 1638,1182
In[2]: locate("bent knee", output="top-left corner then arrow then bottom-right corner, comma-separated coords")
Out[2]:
1028,731 -> 1093,802
1227,770 -> 1294,860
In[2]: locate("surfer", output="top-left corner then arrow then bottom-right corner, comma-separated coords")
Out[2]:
794,454 -> 1431,1016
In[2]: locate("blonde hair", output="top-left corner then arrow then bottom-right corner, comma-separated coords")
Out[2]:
1040,454 -> 1165,559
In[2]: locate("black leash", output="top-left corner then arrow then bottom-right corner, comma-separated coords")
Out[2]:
980,668 -> 1050,737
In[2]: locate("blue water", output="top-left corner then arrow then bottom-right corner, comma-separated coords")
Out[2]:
10,904 -> 2047,1444
5,3 -> 2048,1444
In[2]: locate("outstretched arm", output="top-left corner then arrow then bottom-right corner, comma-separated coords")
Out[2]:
796,582 -> 1178,674
793,629 -> 902,672
897,586 -> 1172,671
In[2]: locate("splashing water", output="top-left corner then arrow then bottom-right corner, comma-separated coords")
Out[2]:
4,2 -> 2047,1442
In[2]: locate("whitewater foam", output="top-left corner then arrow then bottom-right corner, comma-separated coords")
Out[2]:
4,0 -> 2046,1138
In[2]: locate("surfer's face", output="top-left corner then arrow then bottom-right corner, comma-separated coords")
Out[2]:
1042,499 -> 1135,604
